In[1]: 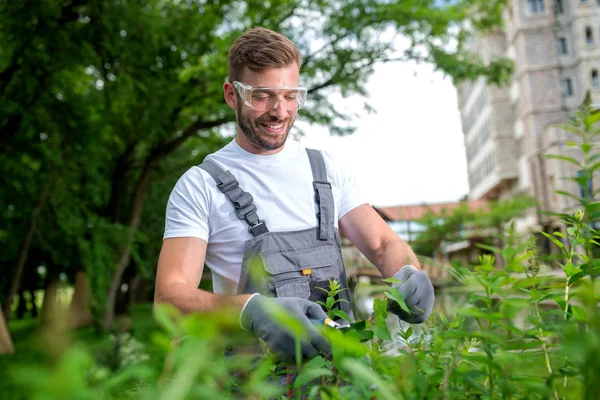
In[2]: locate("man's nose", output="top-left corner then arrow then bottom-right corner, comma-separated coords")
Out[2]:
268,98 -> 289,119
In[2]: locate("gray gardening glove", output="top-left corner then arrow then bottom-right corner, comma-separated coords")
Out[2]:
240,294 -> 331,363
388,265 -> 435,324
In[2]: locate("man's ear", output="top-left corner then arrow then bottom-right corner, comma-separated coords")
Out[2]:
223,82 -> 237,110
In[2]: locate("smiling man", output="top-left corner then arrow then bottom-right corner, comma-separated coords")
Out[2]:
154,27 -> 435,385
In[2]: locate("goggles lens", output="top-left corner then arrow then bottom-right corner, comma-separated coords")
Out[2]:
233,81 -> 307,112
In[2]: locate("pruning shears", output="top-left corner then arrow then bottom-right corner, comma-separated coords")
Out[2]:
316,317 -> 352,331
312,318 -> 373,341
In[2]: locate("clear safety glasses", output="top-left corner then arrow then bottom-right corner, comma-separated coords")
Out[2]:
232,81 -> 308,112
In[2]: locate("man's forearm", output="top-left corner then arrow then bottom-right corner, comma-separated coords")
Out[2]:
154,282 -> 252,315
374,237 -> 421,278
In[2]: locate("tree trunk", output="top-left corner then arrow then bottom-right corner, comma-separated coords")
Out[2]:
40,281 -> 60,326
40,280 -> 70,360
29,288 -> 38,318
2,177 -> 53,320
103,159 -> 157,331
68,272 -> 92,329
16,290 -> 27,319
102,118 -> 227,331
128,273 -> 142,308
0,308 -> 14,354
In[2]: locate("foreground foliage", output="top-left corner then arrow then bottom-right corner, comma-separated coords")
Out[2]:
4,217 -> 598,399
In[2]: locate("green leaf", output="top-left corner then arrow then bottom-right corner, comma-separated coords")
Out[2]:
349,321 -> 375,342
475,243 -> 503,255
540,231 -> 566,253
330,309 -> 351,321
372,322 -> 392,341
555,190 -> 581,201
372,298 -> 392,341
401,326 -> 413,340
570,305 -> 588,320
544,154 -> 581,167
589,161 -> 600,173
439,313 -> 449,326
294,367 -> 332,389
564,262 -> 581,278
340,359 -> 398,400
325,329 -> 368,359
153,303 -> 184,338
385,287 -> 410,314
529,289 -> 542,302
552,123 -> 584,137
326,296 -> 335,310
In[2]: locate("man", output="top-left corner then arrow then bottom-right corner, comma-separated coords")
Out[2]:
154,27 -> 434,365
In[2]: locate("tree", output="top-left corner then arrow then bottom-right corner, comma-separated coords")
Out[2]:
1,0 -> 513,330
411,202 -> 475,258
0,308 -> 13,354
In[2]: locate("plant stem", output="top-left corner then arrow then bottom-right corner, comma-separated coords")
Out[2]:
564,276 -> 570,322
485,287 -> 494,396
536,311 -> 554,382
296,336 -> 301,400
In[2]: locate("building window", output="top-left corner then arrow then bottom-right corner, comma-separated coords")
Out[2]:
563,78 -> 574,96
555,0 -> 565,13
528,0 -> 545,13
586,26 -> 594,45
558,37 -> 568,54
593,69 -> 600,88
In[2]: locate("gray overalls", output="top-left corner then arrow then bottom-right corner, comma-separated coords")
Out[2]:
199,149 -> 353,318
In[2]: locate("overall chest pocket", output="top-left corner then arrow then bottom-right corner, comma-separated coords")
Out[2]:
261,244 -> 344,305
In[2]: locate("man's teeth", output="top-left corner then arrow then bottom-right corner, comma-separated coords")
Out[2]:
264,124 -> 283,129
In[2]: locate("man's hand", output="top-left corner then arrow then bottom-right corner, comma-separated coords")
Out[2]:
388,265 -> 435,324
240,294 -> 331,363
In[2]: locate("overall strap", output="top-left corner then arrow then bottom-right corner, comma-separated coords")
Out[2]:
198,160 -> 269,237
305,149 -> 334,241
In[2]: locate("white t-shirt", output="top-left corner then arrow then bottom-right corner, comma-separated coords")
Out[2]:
163,139 -> 367,294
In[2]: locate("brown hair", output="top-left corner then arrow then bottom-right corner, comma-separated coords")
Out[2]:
228,27 -> 302,82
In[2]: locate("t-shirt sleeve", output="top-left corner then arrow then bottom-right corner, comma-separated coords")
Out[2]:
322,150 -> 369,219
163,167 -> 211,241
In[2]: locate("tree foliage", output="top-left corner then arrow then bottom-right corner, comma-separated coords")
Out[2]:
412,195 -> 537,258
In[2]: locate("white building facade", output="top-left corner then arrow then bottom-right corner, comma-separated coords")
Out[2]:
457,0 -> 600,230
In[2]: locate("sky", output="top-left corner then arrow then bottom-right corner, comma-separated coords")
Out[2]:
297,58 -> 470,208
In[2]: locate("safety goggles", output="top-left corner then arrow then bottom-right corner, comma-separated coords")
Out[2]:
232,81 -> 308,112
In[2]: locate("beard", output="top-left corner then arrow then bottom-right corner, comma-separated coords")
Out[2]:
236,102 -> 294,151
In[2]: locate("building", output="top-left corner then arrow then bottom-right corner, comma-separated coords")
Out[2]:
374,200 -> 488,243
456,0 -> 600,231
340,200 -> 488,285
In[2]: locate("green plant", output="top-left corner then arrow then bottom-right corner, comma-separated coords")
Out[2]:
315,278 -> 351,321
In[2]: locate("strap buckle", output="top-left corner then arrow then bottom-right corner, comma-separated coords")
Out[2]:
248,219 -> 268,236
